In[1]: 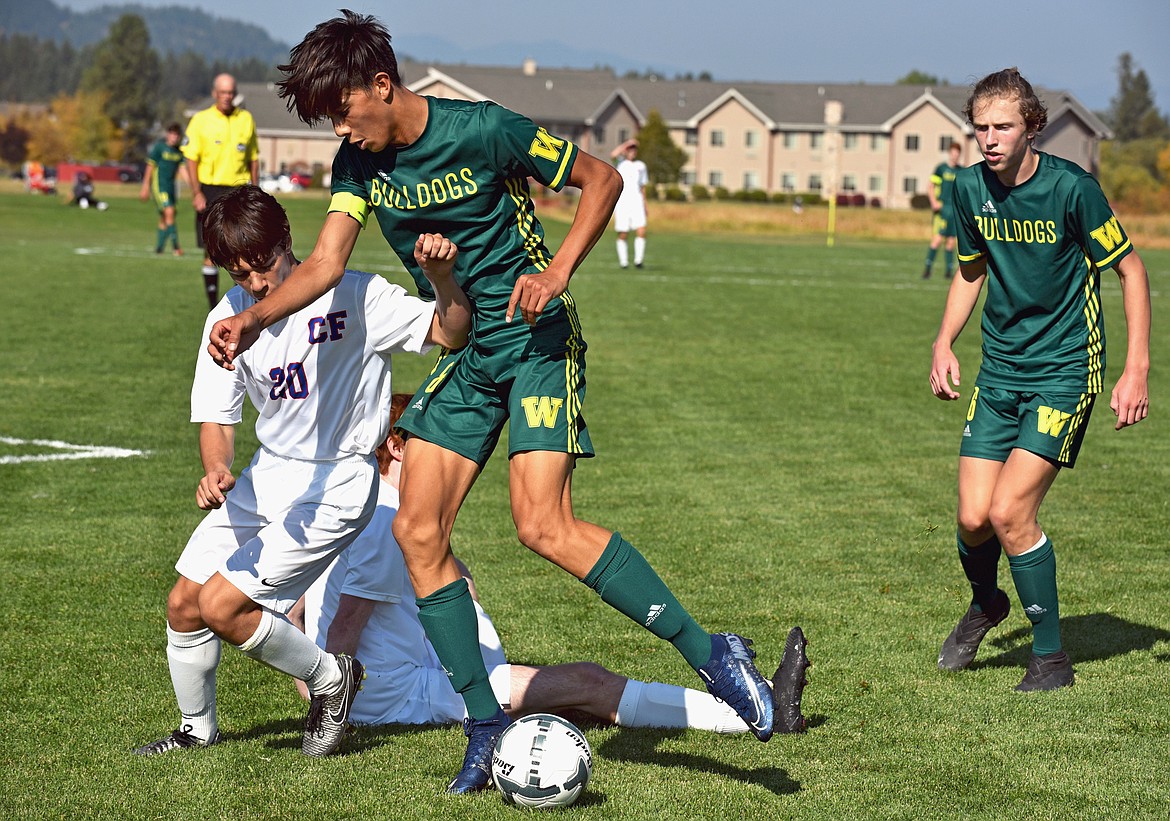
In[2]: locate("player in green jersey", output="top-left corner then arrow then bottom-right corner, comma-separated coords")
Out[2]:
140,123 -> 187,256
922,141 -> 961,279
929,68 -> 1151,691
206,10 -> 803,794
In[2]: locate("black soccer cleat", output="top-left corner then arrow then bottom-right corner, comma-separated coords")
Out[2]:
302,654 -> 364,757
1015,651 -> 1074,692
133,725 -> 220,756
771,626 -> 810,733
446,707 -> 511,794
937,589 -> 1010,671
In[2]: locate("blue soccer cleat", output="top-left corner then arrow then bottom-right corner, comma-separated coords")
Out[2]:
446,707 -> 512,794
698,632 -> 775,742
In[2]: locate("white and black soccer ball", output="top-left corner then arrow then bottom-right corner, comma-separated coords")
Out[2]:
491,713 -> 592,809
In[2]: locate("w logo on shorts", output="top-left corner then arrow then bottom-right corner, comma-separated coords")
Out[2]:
1037,406 -> 1072,437
520,396 -> 563,428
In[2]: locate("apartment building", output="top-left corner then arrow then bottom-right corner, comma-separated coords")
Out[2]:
232,59 -> 1109,209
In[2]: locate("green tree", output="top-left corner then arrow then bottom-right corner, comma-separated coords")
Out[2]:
79,14 -> 160,160
897,70 -> 942,85
1106,53 -> 1170,142
636,109 -> 688,188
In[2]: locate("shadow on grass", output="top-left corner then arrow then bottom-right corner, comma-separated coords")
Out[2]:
974,612 -> 1170,669
594,729 -> 801,796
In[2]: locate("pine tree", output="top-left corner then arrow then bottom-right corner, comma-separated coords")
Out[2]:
637,109 -> 688,188
79,14 -> 161,161
1107,53 -> 1170,142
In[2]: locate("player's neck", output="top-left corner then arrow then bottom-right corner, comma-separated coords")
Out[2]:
389,90 -> 429,148
996,147 -> 1039,188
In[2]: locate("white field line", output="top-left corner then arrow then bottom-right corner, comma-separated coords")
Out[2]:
0,436 -> 148,465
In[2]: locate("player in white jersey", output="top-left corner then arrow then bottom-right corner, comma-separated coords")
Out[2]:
611,139 -> 649,268
290,394 -> 808,733
133,185 -> 471,759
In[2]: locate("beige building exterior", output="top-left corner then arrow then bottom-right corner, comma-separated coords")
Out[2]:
225,61 -> 1110,210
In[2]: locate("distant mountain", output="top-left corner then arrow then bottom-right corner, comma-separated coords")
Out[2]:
0,0 -> 290,63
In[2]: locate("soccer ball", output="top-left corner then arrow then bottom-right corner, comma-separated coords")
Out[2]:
491,713 -> 592,809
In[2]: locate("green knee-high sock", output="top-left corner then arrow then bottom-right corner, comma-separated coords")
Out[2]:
167,224 -> 180,250
582,532 -> 712,670
1008,537 -> 1061,655
416,578 -> 500,720
957,531 -> 1002,611
155,227 -> 166,252
924,247 -> 937,270
944,249 -> 955,275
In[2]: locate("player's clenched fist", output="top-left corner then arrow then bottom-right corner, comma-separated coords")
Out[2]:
196,469 -> 235,510
207,309 -> 262,371
414,233 -> 458,280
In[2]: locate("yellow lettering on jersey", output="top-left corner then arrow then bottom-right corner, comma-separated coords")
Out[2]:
529,128 -> 565,163
966,386 -> 980,422
1089,217 -> 1124,252
424,360 -> 457,394
1037,406 -> 1071,437
520,396 -> 563,428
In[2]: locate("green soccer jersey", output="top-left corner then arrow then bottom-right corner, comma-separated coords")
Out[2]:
147,139 -> 184,199
328,97 -> 579,336
931,161 -> 958,217
954,151 -> 1133,392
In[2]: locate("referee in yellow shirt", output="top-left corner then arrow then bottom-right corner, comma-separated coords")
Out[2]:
183,73 -> 260,307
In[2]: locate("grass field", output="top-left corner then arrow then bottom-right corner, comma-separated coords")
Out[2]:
1,185 -> 1167,820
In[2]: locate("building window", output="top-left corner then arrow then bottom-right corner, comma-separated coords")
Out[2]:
810,132 -> 823,149
710,129 -> 725,147
617,128 -> 630,144
903,176 -> 918,194
868,174 -> 883,192
905,133 -> 920,151
680,170 -> 696,186
745,129 -> 758,148
593,126 -> 605,144
781,172 -> 796,191
808,173 -> 822,191
685,129 -> 699,146
842,174 -> 857,191
871,133 -> 887,151
843,133 -> 858,150
938,134 -> 954,152
708,171 -> 723,187
743,171 -> 759,190
783,132 -> 797,149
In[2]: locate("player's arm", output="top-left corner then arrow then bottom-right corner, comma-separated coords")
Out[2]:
506,150 -> 622,324
1110,250 -> 1151,429
186,158 -> 205,213
195,422 -> 235,509
139,163 -> 154,201
929,257 -> 987,400
208,212 -> 361,368
249,158 -> 259,187
324,594 -> 377,657
414,233 -> 471,349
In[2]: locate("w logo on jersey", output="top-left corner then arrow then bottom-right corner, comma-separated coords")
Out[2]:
1089,216 -> 1125,252
520,396 -> 563,428
1037,406 -> 1072,437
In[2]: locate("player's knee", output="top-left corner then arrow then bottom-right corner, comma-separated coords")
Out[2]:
392,507 -> 446,553
563,661 -> 614,691
514,515 -> 563,555
166,579 -> 204,631
196,577 -> 249,636
987,501 -> 1028,542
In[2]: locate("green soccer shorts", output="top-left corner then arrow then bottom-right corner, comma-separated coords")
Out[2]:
959,384 -> 1096,468
397,305 -> 594,467
933,210 -> 957,238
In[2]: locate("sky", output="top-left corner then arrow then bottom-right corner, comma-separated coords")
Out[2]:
57,0 -> 1170,113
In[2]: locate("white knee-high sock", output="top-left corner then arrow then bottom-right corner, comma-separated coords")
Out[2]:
235,608 -> 342,696
616,238 -> 629,267
634,236 -> 646,265
615,679 -> 748,733
166,624 -> 221,741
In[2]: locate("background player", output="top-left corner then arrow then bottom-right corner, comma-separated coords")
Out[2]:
140,123 -> 187,256
133,185 -> 470,758
929,68 -> 1150,691
610,138 -> 649,268
922,141 -> 962,279
208,11 -> 787,794
291,393 -> 811,735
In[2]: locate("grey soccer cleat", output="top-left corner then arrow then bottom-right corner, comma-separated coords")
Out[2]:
772,626 -> 810,733
133,725 -> 221,756
937,589 -> 1010,671
1015,651 -> 1074,692
302,654 -> 364,757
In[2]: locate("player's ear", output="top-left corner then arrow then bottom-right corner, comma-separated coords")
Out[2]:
387,436 -> 405,463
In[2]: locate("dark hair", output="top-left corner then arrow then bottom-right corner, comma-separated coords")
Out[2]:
202,185 -> 291,271
374,393 -> 412,476
166,122 -> 182,134
964,67 -> 1048,134
277,9 -> 401,125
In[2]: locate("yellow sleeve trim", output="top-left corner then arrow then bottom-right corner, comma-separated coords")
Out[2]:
549,141 -> 575,189
958,250 -> 984,263
1095,239 -> 1132,270
328,191 -> 370,227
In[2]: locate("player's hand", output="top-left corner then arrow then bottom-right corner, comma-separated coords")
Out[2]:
192,191 -> 207,213
196,469 -> 235,510
1110,369 -> 1149,430
929,346 -> 962,400
414,233 -> 457,281
139,189 -> 149,202
208,309 -> 262,371
506,267 -> 570,325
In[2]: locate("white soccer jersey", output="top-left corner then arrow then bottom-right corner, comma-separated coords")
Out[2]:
191,271 -> 435,460
616,158 -> 648,209
302,478 -> 509,725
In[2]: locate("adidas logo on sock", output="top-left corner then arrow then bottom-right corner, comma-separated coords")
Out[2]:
644,603 -> 667,627
1024,604 -> 1048,617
